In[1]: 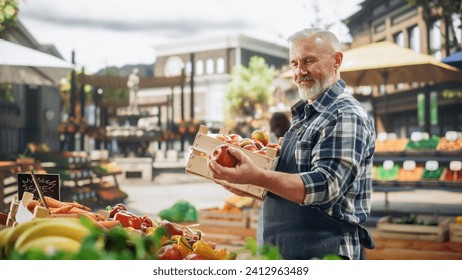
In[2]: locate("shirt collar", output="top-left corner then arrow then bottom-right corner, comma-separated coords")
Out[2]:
310,79 -> 346,113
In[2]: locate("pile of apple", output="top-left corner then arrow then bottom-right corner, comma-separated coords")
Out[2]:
212,129 -> 281,168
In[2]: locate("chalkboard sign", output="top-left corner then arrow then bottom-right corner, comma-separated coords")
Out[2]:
17,173 -> 60,201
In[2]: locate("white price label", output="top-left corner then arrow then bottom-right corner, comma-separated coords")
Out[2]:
377,132 -> 388,142
388,133 -> 397,140
403,160 -> 416,171
449,161 -> 462,171
383,160 -> 394,171
410,132 -> 422,142
425,160 -> 439,171
445,131 -> 460,142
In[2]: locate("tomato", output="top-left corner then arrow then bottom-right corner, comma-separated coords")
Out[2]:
113,210 -> 142,229
140,215 -> 153,230
156,245 -> 183,260
183,253 -> 207,260
109,203 -> 127,218
163,221 -> 184,237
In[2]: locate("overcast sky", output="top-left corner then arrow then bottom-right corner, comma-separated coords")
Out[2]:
18,0 -> 363,73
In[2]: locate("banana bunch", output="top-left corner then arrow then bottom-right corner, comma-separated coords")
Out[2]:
0,217 -> 90,258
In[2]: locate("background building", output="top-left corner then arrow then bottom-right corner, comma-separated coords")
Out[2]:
343,0 -> 462,136
138,34 -> 289,130
0,21 -> 64,160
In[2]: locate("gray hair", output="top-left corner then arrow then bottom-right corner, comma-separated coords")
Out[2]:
287,28 -> 341,52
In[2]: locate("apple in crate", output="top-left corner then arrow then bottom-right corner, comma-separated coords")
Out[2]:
211,144 -> 238,167
251,129 -> 269,146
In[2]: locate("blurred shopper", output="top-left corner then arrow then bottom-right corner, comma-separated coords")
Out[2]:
208,28 -> 376,260
269,112 -> 291,143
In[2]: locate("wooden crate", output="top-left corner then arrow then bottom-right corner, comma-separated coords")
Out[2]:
185,125 -> 278,199
365,233 -> 462,260
191,224 -> 256,246
376,215 -> 451,242
248,208 -> 260,230
198,208 -> 249,228
450,223 -> 462,242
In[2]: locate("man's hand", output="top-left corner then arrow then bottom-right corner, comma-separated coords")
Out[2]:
208,146 -> 260,186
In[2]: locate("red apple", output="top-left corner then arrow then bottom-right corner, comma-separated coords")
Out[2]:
243,144 -> 258,152
252,139 -> 264,150
239,138 -> 253,148
228,133 -> 243,143
211,144 -> 238,167
215,134 -> 231,142
251,129 -> 269,146
156,245 -> 183,260
266,143 -> 281,156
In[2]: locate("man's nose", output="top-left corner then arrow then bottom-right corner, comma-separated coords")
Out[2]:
294,67 -> 308,76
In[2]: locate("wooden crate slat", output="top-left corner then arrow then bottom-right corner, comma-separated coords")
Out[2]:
376,215 -> 451,242
366,247 -> 462,260
198,208 -> 248,228
450,223 -> 462,242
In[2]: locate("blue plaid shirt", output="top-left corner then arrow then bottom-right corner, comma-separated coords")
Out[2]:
288,79 -> 375,259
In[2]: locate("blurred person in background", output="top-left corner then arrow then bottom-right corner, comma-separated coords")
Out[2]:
208,27 -> 375,260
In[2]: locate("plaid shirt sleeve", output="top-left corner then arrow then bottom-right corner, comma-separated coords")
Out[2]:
296,96 -> 375,226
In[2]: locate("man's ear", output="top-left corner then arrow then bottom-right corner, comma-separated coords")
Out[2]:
334,52 -> 343,68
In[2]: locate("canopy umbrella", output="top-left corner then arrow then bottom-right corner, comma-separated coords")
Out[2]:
340,41 -> 462,88
0,39 -> 73,86
442,50 -> 462,70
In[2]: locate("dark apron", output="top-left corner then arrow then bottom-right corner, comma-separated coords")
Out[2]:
263,125 -> 374,260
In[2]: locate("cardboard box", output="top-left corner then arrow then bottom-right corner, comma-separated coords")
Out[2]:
185,125 -> 278,198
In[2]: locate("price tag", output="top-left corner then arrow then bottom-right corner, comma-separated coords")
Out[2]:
377,132 -> 388,142
445,131 -> 459,142
387,133 -> 397,140
410,132 -> 422,142
383,160 -> 394,171
425,160 -> 439,171
403,160 -> 416,171
449,161 -> 462,171
411,132 -> 430,141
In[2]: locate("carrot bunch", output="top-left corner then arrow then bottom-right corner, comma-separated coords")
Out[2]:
26,196 -> 120,230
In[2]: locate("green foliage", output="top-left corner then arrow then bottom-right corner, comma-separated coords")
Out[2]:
0,0 -> 19,38
226,56 -> 275,120
244,237 -> 281,260
0,83 -> 14,103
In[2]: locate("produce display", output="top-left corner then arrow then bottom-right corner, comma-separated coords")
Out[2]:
376,165 -> 399,180
375,138 -> 408,152
441,170 -> 462,182
436,137 -> 462,151
0,197 -> 237,260
396,166 -> 424,181
405,135 -> 440,150
421,166 -> 444,180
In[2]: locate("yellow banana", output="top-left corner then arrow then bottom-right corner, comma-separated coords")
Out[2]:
14,219 -> 90,252
16,235 -> 81,255
4,218 -> 51,255
0,227 -> 13,258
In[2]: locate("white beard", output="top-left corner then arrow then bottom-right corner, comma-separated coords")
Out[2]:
298,75 -> 335,101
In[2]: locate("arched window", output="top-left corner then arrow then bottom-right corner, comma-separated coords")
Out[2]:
216,58 -> 225,73
206,59 -> 214,74
196,60 -> 204,76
